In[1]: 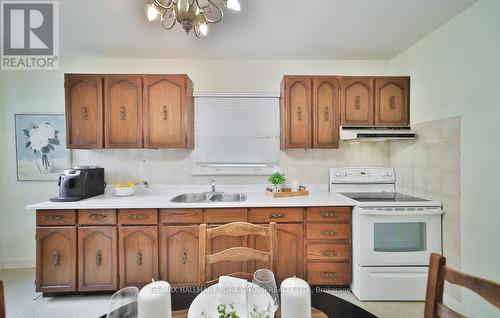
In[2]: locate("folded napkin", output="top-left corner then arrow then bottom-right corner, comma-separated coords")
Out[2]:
216,276 -> 248,306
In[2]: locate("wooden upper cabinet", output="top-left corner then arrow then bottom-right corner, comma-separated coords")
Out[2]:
118,226 -> 158,288
375,77 -> 409,126
78,226 -> 118,291
281,76 -> 312,149
36,227 -> 77,292
341,77 -> 374,126
143,75 -> 194,148
65,75 -> 103,149
313,77 -> 340,148
104,75 -> 143,148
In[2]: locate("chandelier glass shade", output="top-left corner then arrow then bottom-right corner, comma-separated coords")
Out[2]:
145,0 -> 240,38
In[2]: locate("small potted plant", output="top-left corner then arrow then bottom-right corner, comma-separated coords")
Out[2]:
268,172 -> 286,193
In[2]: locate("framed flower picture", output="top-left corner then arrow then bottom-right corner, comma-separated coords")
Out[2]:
15,114 -> 71,181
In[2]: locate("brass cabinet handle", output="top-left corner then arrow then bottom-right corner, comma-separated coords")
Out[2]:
80,105 -> 88,119
52,251 -> 61,267
355,95 -> 361,110
181,249 -> 188,264
45,215 -> 63,221
96,250 -> 103,266
296,107 -> 303,121
136,252 -> 143,266
89,213 -> 106,221
120,106 -> 126,120
128,214 -> 145,220
322,250 -> 337,257
389,95 -> 396,110
321,230 -> 337,236
323,107 -> 330,121
162,105 -> 168,120
320,211 -> 336,218
321,272 -> 337,279
271,213 -> 284,218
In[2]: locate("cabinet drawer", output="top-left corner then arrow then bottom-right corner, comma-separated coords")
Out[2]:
306,243 -> 350,261
118,209 -> 158,225
204,208 -> 247,223
159,209 -> 203,224
306,223 -> 350,240
306,207 -> 351,222
307,262 -> 351,285
78,209 -> 117,225
249,208 -> 303,223
37,210 -> 76,226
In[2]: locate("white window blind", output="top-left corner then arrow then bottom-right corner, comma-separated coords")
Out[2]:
193,96 -> 281,175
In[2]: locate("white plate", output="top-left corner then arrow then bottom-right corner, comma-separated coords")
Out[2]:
188,282 -> 274,318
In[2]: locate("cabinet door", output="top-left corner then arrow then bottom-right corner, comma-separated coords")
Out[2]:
143,75 -> 193,148
313,77 -> 340,148
36,227 -> 77,292
65,75 -> 103,148
375,77 -> 409,126
341,77 -> 374,126
209,233 -> 248,281
118,226 -> 158,288
281,76 -> 312,149
104,75 -> 143,148
78,226 -> 118,291
159,226 -> 199,286
254,224 -> 303,281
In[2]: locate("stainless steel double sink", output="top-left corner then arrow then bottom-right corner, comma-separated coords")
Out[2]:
170,192 -> 247,203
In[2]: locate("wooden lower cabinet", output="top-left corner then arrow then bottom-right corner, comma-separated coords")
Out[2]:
159,226 -> 199,286
78,226 -> 118,291
118,226 -> 158,288
36,227 -> 77,292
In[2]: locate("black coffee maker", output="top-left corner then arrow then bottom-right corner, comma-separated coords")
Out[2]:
50,166 -> 105,202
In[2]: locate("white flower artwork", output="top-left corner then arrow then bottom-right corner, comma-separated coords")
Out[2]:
15,114 -> 71,181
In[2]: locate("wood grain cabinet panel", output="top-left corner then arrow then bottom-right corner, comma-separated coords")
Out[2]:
65,75 -> 103,149
118,209 -> 158,225
36,227 -> 76,292
143,75 -> 194,148
341,77 -> 374,126
281,76 -> 312,149
104,75 -> 143,148
249,208 -> 303,223
313,77 -> 340,148
307,262 -> 351,285
118,226 -> 158,288
306,243 -> 350,261
306,207 -> 351,222
375,77 -> 409,126
78,226 -> 118,291
204,209 -> 247,223
78,209 -> 117,225
159,209 -> 203,224
306,223 -> 350,240
159,226 -> 199,286
37,210 -> 76,226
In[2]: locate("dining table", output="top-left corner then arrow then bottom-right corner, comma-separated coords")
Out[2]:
99,286 -> 378,318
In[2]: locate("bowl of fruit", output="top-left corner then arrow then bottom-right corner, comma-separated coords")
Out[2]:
114,182 -> 138,197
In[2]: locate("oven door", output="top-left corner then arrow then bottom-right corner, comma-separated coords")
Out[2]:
358,207 -> 442,266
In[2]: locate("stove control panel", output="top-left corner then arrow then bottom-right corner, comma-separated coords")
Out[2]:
330,167 -> 396,184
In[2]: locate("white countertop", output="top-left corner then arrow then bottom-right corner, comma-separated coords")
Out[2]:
26,184 -> 356,210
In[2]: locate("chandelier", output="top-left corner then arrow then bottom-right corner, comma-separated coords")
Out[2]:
145,0 -> 241,38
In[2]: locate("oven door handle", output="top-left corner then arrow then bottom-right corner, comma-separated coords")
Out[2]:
360,209 -> 443,216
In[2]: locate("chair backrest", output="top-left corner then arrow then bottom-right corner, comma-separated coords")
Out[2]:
198,222 -> 277,286
424,253 -> 500,318
0,280 -> 5,318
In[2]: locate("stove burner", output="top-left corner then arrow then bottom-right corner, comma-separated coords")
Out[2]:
339,192 -> 430,203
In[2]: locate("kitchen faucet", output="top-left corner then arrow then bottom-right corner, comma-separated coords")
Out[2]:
209,178 -> 216,193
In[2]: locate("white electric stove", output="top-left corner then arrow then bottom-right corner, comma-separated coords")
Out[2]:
330,167 -> 443,301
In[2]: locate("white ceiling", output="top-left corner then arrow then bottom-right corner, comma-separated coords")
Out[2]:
60,0 -> 477,59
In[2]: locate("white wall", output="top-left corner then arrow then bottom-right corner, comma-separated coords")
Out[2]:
389,0 -> 500,316
0,58 -> 388,268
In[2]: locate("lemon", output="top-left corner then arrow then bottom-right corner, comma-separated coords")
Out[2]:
126,182 -> 136,187
115,183 -> 124,188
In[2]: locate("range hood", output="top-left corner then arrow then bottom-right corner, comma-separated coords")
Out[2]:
340,126 -> 416,141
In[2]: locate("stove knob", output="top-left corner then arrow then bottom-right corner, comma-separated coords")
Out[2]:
343,172 -> 348,177
387,171 -> 393,177
381,172 -> 387,177
335,172 -> 341,177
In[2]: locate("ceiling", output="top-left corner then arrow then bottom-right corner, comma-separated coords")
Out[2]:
59,0 -> 477,59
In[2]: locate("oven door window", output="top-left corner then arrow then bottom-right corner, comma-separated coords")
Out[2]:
374,222 -> 427,252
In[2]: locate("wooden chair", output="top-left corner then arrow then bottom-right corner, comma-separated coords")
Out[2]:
424,253 -> 500,318
0,280 -> 5,318
199,222 -> 277,286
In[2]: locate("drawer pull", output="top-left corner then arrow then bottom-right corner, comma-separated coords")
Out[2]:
89,213 -> 107,221
321,272 -> 337,279
320,211 -> 336,218
52,251 -> 61,267
136,252 -> 143,266
271,213 -> 284,218
45,215 -> 64,221
321,230 -> 337,236
129,214 -> 146,220
181,249 -> 188,264
96,250 -> 103,266
322,250 -> 337,257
